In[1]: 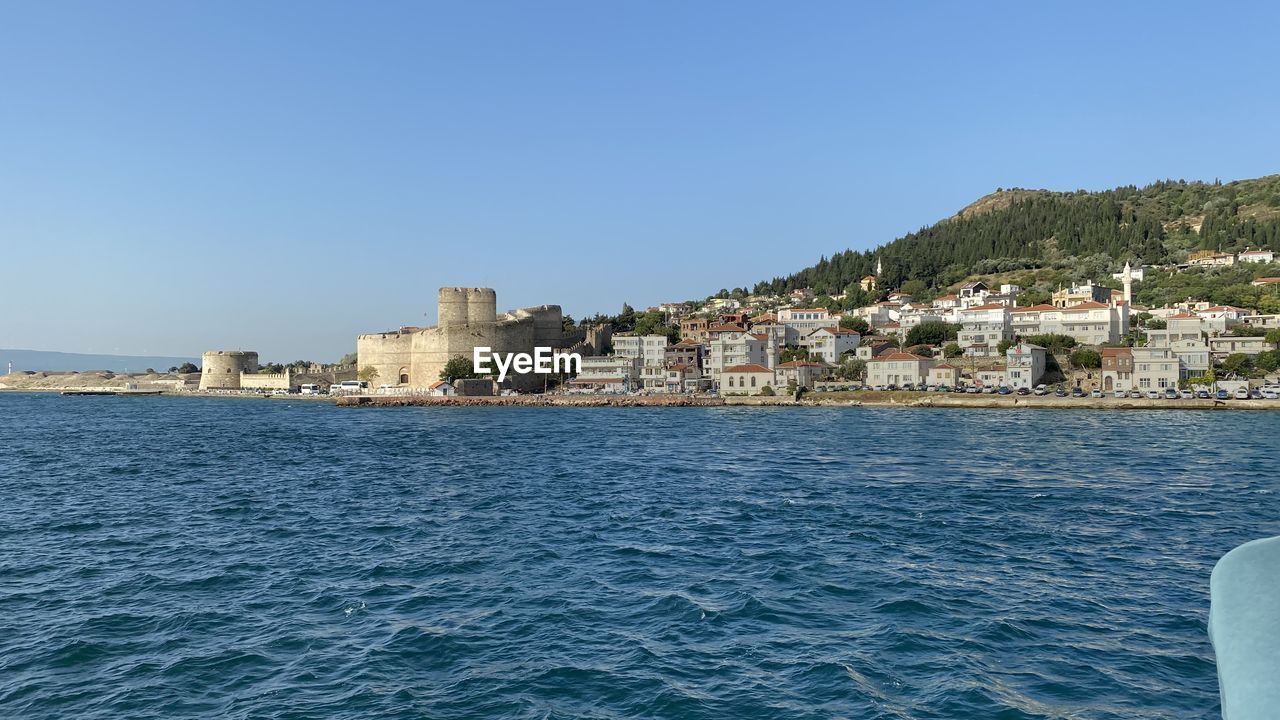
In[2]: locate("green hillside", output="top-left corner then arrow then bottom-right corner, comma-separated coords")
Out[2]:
754,175 -> 1280,297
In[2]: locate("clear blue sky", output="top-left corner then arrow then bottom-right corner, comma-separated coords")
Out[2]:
2,1 -> 1277,361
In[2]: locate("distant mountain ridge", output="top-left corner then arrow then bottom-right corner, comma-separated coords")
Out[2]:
0,348 -> 200,373
753,175 -> 1280,296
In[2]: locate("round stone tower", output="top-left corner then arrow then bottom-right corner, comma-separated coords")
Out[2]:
198,350 -> 259,390
466,288 -> 497,326
437,287 -> 471,328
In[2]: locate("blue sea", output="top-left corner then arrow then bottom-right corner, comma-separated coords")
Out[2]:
2,393 -> 1277,719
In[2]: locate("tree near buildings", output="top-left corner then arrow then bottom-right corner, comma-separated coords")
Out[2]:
943,342 -> 963,358
834,356 -> 867,382
439,355 -> 479,382
839,316 -> 870,334
1069,348 -> 1102,369
905,321 -> 959,347
1220,353 -> 1254,377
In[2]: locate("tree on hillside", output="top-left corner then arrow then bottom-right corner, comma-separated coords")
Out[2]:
1069,348 -> 1101,369
834,356 -> 866,382
440,355 -> 480,382
780,346 -> 811,363
905,321 -> 959,347
943,342 -> 963,359
839,316 -> 870,334
177,362 -> 199,374
1220,353 -> 1254,377
996,339 -> 1015,355
358,366 -> 379,383
339,352 -> 358,366
1266,328 -> 1280,348
1256,350 -> 1280,374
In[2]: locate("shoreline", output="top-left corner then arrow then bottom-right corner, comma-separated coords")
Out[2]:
5,387 -> 1279,410
337,391 -> 1280,410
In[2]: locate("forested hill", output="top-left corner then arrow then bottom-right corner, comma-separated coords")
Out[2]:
753,175 -> 1280,296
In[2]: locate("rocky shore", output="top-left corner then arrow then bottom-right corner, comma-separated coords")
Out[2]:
337,391 -> 1280,410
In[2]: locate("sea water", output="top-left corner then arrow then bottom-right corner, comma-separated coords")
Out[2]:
2,393 -> 1277,719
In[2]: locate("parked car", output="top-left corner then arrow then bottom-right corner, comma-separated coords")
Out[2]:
1179,389 -> 1195,399
1071,387 -> 1085,398
1128,390 -> 1142,399
966,386 -> 981,394
1032,384 -> 1048,396
1017,387 -> 1031,396
1091,390 -> 1103,398
1164,388 -> 1179,399
982,386 -> 997,394
1249,388 -> 1263,399
1234,387 -> 1250,400
997,386 -> 1012,395
1216,389 -> 1231,400
1196,390 -> 1211,399
1113,390 -> 1127,398
1262,389 -> 1280,400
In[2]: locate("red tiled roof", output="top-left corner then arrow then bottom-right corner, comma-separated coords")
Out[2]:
1062,301 -> 1110,311
871,351 -> 929,362
749,333 -> 770,341
1011,303 -> 1057,313
1252,277 -> 1280,284
932,363 -> 960,370
724,363 -> 773,374
708,323 -> 745,332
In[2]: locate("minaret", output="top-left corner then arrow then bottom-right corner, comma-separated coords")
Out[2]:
876,256 -> 882,276
1122,261 -> 1133,305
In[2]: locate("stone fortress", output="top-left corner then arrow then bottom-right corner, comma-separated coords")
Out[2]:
357,287 -> 604,393
197,350 -> 260,390
198,350 -> 356,391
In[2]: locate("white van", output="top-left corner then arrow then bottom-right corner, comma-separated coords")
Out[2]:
300,384 -> 320,395
340,380 -> 367,395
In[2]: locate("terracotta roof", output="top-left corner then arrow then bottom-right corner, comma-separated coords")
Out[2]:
671,340 -> 702,348
934,294 -> 958,301
1202,305 -> 1246,312
1062,301 -> 1110,311
1241,249 -> 1273,255
428,380 -> 450,389
963,303 -> 1007,311
871,351 -> 929,362
669,363 -> 689,371
1253,276 -> 1280,283
708,323 -> 745,332
1011,303 -> 1057,313
932,363 -> 960,370
812,326 -> 859,336
723,363 -> 773,374
1167,312 -> 1199,319
749,333 -> 770,341
861,275 -> 877,281
1100,347 -> 1132,357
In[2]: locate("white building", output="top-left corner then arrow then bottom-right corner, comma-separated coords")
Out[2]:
866,351 -> 935,388
613,334 -> 669,366
805,327 -> 860,363
1005,342 -> 1046,389
707,330 -> 774,381
958,303 -> 1012,357
1238,249 -> 1275,264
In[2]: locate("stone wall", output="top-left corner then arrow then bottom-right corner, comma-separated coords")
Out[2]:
199,351 -> 259,390
357,288 -> 573,393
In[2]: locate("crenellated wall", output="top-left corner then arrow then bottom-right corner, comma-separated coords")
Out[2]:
199,351 -> 259,390
357,288 -> 572,392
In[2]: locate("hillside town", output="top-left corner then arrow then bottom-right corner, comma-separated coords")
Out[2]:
562,253 -> 1280,399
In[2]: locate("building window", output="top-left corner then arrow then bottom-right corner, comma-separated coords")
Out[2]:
400,373 -> 409,384
728,377 -> 734,388
750,376 -> 757,387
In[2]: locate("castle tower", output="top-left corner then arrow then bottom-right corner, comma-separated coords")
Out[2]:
1122,261 -> 1133,305
437,287 -> 471,328
198,350 -> 259,390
